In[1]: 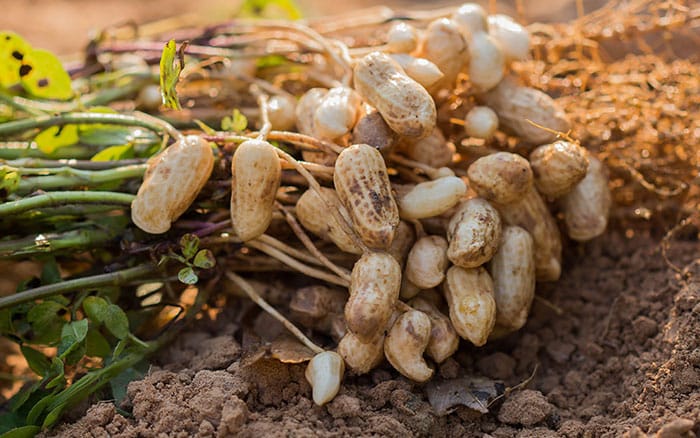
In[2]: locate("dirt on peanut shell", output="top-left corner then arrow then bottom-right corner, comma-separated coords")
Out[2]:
43,228 -> 700,437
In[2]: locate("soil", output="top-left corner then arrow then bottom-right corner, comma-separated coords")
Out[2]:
42,231 -> 700,437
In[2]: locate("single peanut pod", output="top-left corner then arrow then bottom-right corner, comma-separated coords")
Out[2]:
295,88 -> 327,136
230,139 -> 281,241
132,135 -> 214,234
464,105 -> 499,139
389,54 -> 444,89
296,187 -> 363,254
384,310 -> 434,382
338,331 -> 385,375
345,252 -> 401,342
467,152 -> 533,205
354,51 -> 436,139
399,128 -> 455,168
452,3 -> 488,36
477,77 -> 571,144
386,22 -> 419,53
410,296 -> 459,363
468,32 -> 505,92
397,176 -> 467,220
305,351 -> 344,406
560,156 -> 611,241
351,108 -> 397,156
446,198 -> 502,268
266,94 -> 297,131
418,18 -> 468,92
487,14 -> 531,62
387,220 -> 416,266
334,144 -> 399,249
489,226 -> 535,331
443,266 -> 496,346
405,235 -> 449,289
314,87 -> 362,140
529,140 -> 590,198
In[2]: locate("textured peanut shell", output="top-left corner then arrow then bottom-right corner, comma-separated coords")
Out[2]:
384,310 -> 434,382
230,139 -> 281,241
489,226 -> 536,331
467,152 -> 533,204
334,144 -> 399,250
387,220 -> 416,266
132,135 -> 214,234
351,109 -> 397,156
353,52 -> 436,139
446,198 -> 502,268
338,331 -> 385,375
443,266 -> 497,346
560,156 -> 611,241
345,252 -> 401,343
410,296 -> 459,363
529,141 -> 589,198
405,235 -> 449,289
399,128 -> 454,168
295,187 -> 363,254
478,77 -> 571,144
397,176 -> 467,220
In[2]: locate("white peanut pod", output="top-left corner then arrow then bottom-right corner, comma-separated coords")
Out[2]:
353,51 -> 436,139
386,22 -> 419,54
132,135 -> 214,234
338,331 -> 385,375
334,144 -> 399,249
313,87 -> 362,140
410,295 -> 460,363
443,266 -> 497,346
389,54 -> 444,89
405,235 -> 449,289
418,18 -> 468,92
384,310 -> 434,382
467,152 -> 534,205
446,198 -> 502,268
266,95 -> 297,131
529,140 -> 590,199
452,3 -> 488,36
478,77 -> 571,144
487,14 -> 531,62
230,139 -> 281,241
560,156 -> 611,241
397,176 -> 467,220
399,128 -> 455,168
467,32 -> 505,92
464,105 -> 499,139
295,187 -> 363,254
489,226 -> 536,331
305,351 -> 344,406
345,252 -> 401,342
295,88 -> 327,136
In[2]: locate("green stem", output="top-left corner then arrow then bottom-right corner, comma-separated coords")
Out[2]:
5,158 -> 146,170
16,164 -> 147,194
0,143 -> 94,160
0,227 -> 119,257
0,191 -> 135,217
0,264 -> 156,310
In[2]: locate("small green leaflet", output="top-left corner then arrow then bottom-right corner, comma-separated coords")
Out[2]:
103,304 -> 129,340
179,234 -> 200,260
0,31 -> 31,87
57,319 -> 89,359
221,109 -> 247,132
81,296 -> 109,324
159,40 -> 186,110
0,425 -> 41,438
178,267 -> 198,285
19,48 -> 73,100
90,144 -> 135,161
34,125 -> 79,155
237,0 -> 303,20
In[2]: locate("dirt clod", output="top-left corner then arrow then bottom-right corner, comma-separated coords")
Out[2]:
498,389 -> 555,427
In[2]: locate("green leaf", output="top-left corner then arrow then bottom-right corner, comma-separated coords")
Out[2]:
0,169 -> 20,197
0,308 -> 12,334
159,40 -> 184,110
221,108 -> 247,132
45,358 -> 65,390
57,319 -> 88,359
110,362 -> 148,405
0,425 -> 41,438
82,296 -> 109,324
103,304 -> 129,340
34,125 -> 79,155
256,54 -> 289,69
237,0 -> 303,19
193,249 -> 216,269
40,258 -> 62,285
25,392 -> 54,425
90,144 -> 135,162
180,234 -> 199,259
41,404 -> 65,430
19,346 -> 50,376
19,48 -> 73,100
26,301 -> 65,345
178,267 -> 198,285
0,31 -> 32,88
85,328 -> 111,358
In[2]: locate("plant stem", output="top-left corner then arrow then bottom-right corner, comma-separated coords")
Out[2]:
0,227 -> 119,258
16,164 -> 147,194
0,264 -> 156,310
0,191 -> 135,217
0,143 -> 95,160
5,158 -> 146,170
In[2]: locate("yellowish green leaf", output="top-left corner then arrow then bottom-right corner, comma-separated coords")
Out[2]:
0,31 -> 31,87
19,49 -> 73,100
159,40 -> 184,110
238,0 -> 303,20
34,125 -> 79,154
90,144 -> 134,161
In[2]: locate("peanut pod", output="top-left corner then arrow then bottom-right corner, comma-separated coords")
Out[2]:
443,265 -> 497,346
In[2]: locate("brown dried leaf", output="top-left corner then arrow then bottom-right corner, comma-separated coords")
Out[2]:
269,335 -> 315,364
424,376 -> 505,415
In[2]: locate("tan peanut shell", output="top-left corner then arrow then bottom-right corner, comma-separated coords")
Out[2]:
467,152 -> 533,205
345,252 -> 401,342
295,187 -> 363,254
132,135 -> 214,234
397,176 -> 467,220
418,18 -> 468,92
560,156 -> 611,241
338,331 -> 385,375
230,139 -> 281,241
446,198 -> 502,268
334,144 -> 399,249
405,235 -> 449,289
489,226 -> 536,331
399,276 -> 422,301
443,266 -> 497,346
399,127 -> 455,168
410,296 -> 459,363
351,108 -> 397,156
529,141 -> 589,198
477,77 -> 571,144
313,87 -> 362,140
353,51 -> 436,139
387,220 -> 416,266
384,309 -> 434,382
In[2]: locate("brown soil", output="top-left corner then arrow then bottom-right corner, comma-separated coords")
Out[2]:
43,231 -> 700,437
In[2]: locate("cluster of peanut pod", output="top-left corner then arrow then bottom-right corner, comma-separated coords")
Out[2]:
130,3 -> 611,406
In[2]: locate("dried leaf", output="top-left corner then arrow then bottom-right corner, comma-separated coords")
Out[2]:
269,335 -> 315,363
425,376 -> 505,415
